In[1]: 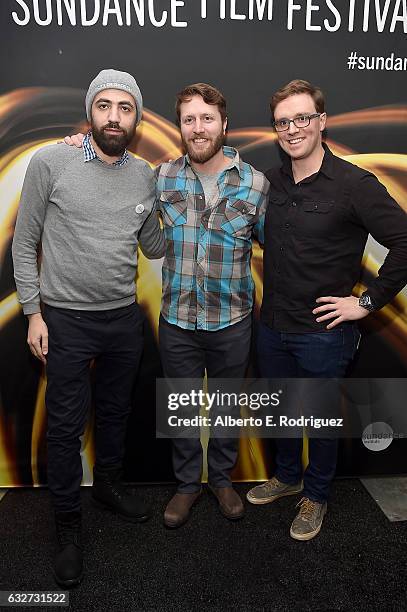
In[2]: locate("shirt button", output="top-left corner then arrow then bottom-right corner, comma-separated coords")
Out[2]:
198,195 -> 204,200
292,202 -> 297,207
285,223 -> 290,228
280,246 -> 284,252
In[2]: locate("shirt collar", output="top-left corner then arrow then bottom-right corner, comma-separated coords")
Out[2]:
280,142 -> 335,182
83,131 -> 129,166
181,145 -> 244,179
319,143 -> 335,179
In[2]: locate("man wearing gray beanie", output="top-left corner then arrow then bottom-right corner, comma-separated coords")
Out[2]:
12,69 -> 165,588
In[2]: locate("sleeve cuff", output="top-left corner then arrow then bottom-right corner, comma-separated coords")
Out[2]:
22,303 -> 42,315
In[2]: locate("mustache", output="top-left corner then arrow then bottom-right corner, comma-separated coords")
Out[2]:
103,122 -> 124,132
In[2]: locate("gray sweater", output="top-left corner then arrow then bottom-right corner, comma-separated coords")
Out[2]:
12,144 -> 165,314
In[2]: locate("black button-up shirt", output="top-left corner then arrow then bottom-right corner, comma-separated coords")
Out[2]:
261,144 -> 407,332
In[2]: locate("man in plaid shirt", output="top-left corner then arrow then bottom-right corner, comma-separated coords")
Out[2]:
158,83 -> 269,528
63,83 -> 269,527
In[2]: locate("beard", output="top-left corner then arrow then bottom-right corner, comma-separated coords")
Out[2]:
91,120 -> 135,157
182,129 -> 225,164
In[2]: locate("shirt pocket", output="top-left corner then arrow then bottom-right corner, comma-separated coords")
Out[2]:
220,199 -> 257,238
269,191 -> 288,207
159,190 -> 188,227
299,200 -> 335,237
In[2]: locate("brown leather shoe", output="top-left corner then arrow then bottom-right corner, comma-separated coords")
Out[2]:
163,492 -> 201,528
209,485 -> 245,520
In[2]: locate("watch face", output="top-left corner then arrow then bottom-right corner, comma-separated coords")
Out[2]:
360,295 -> 374,311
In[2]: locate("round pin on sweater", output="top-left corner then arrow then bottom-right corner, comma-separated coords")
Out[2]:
135,204 -> 145,214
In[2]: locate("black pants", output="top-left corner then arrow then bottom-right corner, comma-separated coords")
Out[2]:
44,303 -> 144,512
159,315 -> 252,493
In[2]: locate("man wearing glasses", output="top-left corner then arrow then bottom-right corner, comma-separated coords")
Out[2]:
247,79 -> 407,540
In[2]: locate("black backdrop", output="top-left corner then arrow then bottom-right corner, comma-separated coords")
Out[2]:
1,0 -> 406,486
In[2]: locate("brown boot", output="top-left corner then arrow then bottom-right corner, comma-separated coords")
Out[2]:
209,485 -> 245,520
164,492 -> 201,528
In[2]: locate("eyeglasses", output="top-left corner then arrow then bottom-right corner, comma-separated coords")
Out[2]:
273,113 -> 321,132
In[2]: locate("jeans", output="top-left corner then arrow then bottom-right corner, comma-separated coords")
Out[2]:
257,321 -> 360,502
159,315 -> 252,492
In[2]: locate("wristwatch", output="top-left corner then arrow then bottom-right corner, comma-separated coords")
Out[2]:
359,292 -> 376,312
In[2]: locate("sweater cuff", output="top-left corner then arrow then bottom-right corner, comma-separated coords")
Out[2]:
22,302 -> 42,316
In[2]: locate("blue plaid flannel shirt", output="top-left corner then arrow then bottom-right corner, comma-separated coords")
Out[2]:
156,146 -> 269,331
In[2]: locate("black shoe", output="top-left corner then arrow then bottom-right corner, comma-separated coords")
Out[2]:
92,466 -> 151,523
54,511 -> 83,588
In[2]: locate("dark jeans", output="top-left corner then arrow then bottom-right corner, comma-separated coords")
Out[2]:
159,315 -> 252,493
43,303 -> 144,512
257,321 -> 360,502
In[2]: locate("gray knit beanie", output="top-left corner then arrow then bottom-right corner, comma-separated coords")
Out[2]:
85,69 -> 143,125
